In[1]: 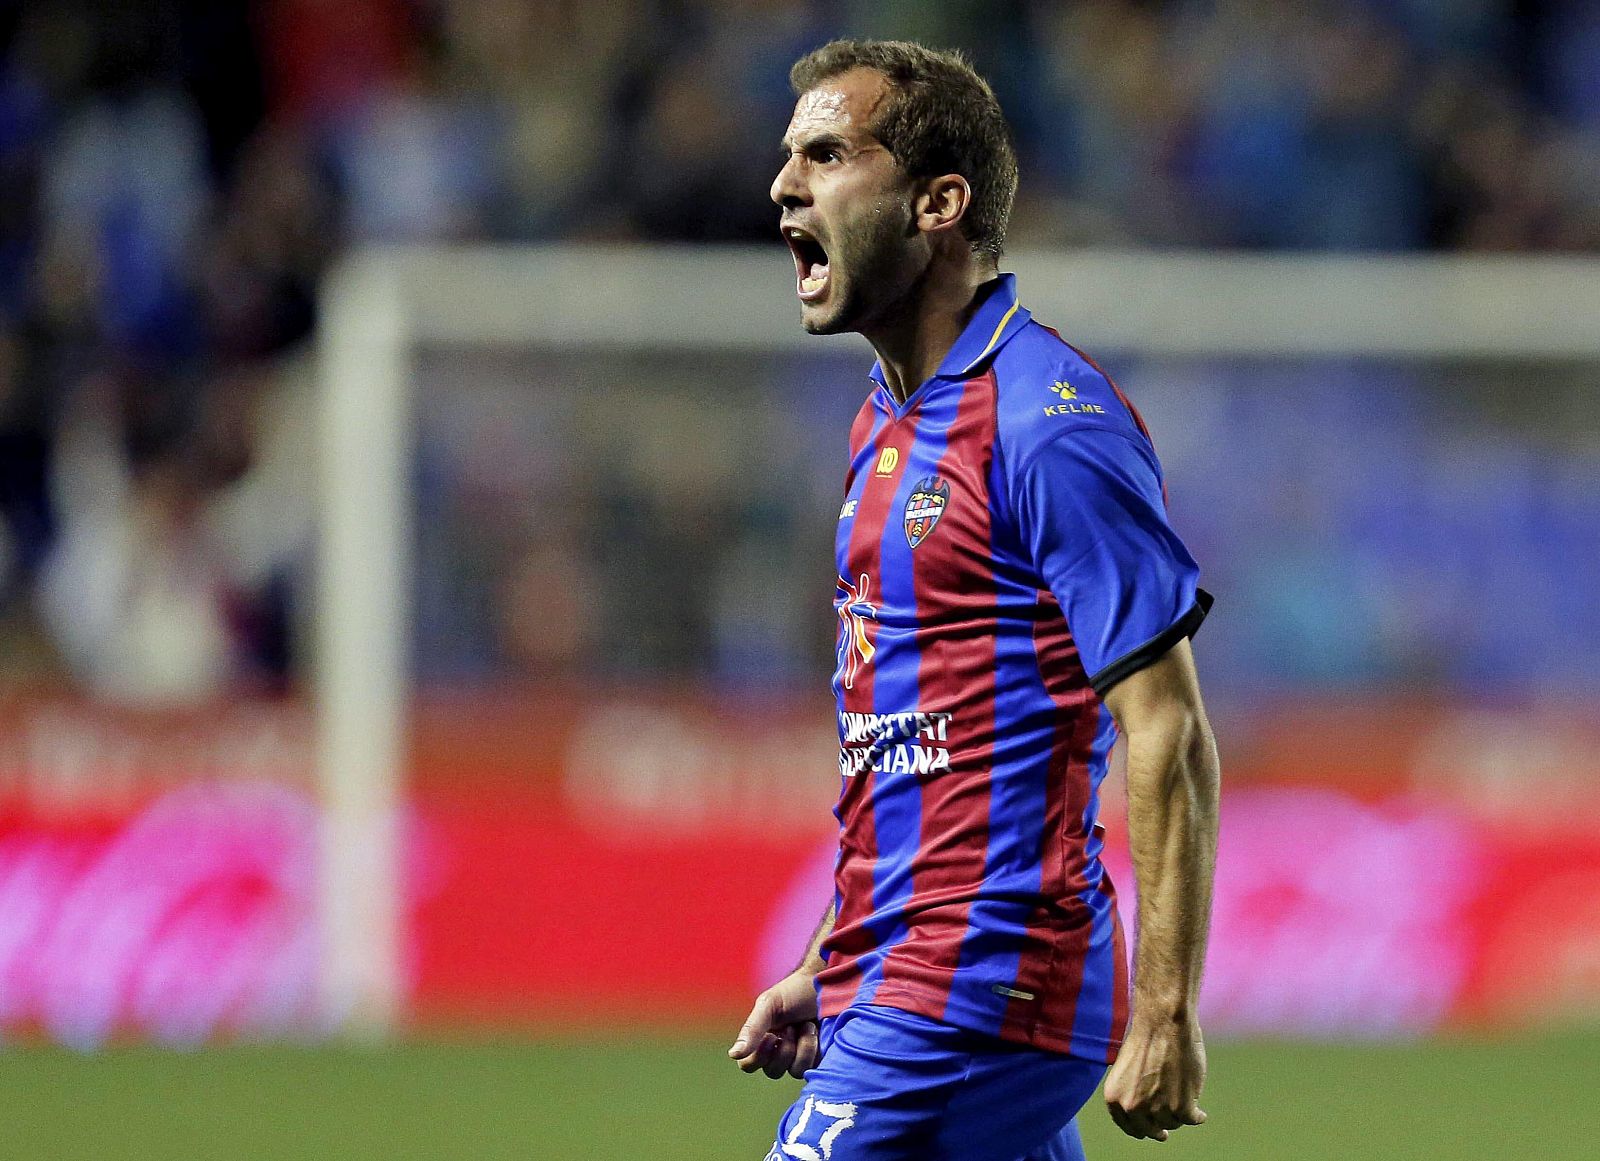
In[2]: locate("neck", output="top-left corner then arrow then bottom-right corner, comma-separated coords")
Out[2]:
867,255 -> 999,404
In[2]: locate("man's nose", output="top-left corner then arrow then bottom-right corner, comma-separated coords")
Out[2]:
771,157 -> 808,208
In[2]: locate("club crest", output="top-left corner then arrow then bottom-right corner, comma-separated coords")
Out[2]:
903,476 -> 950,549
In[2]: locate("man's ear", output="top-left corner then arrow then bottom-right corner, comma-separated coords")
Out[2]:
914,174 -> 972,237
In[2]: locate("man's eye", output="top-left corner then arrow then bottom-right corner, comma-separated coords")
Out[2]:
817,149 -> 840,163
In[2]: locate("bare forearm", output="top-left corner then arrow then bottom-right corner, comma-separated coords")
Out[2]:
1101,642 -> 1216,1139
1123,707 -> 1219,1020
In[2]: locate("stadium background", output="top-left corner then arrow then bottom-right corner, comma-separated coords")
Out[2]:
0,1 -> 1598,1158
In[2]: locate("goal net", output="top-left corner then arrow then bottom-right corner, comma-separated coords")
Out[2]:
315,247 -> 1600,1037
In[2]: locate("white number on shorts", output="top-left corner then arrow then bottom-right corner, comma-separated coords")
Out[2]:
779,1095 -> 858,1161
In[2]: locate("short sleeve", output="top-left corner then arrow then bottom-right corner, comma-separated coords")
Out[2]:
1012,428 -> 1211,695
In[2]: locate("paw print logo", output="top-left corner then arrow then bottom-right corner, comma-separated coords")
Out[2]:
1050,380 -> 1078,400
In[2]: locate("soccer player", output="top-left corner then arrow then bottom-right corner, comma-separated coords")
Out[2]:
730,40 -> 1220,1161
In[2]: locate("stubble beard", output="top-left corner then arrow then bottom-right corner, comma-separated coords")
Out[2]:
802,196 -> 918,337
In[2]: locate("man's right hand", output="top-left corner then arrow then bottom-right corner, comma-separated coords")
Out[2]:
729,970 -> 821,1079
1103,1012 -> 1208,1142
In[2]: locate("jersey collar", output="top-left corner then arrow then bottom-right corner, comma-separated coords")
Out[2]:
867,273 -> 1032,399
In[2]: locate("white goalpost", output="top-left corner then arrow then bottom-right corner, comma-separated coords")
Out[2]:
313,245 -> 1600,1036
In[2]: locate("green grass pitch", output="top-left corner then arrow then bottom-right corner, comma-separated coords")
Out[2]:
0,1031 -> 1592,1159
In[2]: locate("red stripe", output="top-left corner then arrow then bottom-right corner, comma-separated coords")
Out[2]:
875,372 -> 1000,1014
846,396 -> 882,455
817,401 -> 907,1015
999,592 -> 1101,1040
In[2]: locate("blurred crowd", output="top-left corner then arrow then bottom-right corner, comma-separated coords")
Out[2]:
414,347 -> 1600,700
0,0 -> 1597,702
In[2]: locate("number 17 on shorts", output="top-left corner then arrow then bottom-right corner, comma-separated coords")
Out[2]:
765,1094 -> 859,1161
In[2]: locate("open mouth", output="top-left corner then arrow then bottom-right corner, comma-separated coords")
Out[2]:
783,225 -> 831,301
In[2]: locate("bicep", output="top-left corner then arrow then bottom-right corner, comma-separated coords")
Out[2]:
1104,639 -> 1219,814
1102,637 -> 1205,737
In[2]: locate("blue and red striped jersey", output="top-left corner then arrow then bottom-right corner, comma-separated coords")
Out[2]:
820,273 -> 1210,1062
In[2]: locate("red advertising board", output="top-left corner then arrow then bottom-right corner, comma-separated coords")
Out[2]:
403,691 -> 1600,1036
0,701 -> 322,1046
1,692 -> 1598,1044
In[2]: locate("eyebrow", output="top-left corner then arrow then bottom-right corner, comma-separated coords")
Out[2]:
780,130 -> 851,155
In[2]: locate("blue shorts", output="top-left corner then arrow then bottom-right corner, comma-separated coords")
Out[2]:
764,1004 -> 1106,1161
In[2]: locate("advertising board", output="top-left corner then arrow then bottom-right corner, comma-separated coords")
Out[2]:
2,694 -> 1596,1043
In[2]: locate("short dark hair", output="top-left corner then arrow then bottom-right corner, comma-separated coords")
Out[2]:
790,39 -> 1018,259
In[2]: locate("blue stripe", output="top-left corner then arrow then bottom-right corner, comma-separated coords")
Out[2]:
1067,702 -> 1122,1058
944,440 -> 1056,1031
947,558 -> 1055,1033
853,384 -> 964,1006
